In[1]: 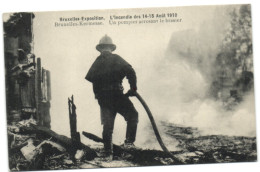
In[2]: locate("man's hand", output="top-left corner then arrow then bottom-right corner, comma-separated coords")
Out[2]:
126,88 -> 137,97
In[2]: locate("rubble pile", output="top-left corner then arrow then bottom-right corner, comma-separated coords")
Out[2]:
7,119 -> 257,170
163,121 -> 257,164
7,118 -> 93,171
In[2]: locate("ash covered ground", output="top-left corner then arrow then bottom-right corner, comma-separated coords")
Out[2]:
8,120 -> 257,171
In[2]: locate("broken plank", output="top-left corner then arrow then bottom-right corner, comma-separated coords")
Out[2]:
19,125 -> 97,160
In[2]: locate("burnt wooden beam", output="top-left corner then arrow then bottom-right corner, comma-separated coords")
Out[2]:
82,131 -> 127,157
68,95 -> 81,157
68,96 -> 80,142
19,125 -> 97,160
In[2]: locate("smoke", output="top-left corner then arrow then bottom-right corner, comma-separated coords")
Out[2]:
133,6 -> 256,150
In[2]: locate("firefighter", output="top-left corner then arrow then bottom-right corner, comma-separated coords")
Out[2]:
85,35 -> 138,160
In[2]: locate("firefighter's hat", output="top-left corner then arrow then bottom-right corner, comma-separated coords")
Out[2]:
96,34 -> 116,52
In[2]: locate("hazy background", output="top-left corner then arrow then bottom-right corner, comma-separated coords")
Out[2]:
32,5 -> 255,150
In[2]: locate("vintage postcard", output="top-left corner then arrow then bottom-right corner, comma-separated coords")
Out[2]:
3,4 -> 256,171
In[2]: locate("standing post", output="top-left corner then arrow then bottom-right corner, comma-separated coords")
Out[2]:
68,95 -> 81,156
42,69 -> 51,128
35,58 -> 42,125
46,70 -> 51,101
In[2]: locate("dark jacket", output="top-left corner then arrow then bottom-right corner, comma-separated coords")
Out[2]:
85,52 -> 137,97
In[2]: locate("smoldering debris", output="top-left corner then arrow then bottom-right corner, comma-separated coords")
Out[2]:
162,121 -> 256,164
7,115 -> 257,170
7,118 -> 96,171
82,119 -> 256,166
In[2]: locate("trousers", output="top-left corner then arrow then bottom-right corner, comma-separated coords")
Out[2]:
97,91 -> 138,154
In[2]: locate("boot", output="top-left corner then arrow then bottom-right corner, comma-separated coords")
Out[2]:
124,122 -> 137,146
102,140 -> 113,161
122,142 -> 139,150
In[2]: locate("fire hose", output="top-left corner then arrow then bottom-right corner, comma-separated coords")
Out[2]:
126,91 -> 183,164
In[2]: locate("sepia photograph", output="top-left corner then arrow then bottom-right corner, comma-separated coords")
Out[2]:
1,2 -> 258,171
